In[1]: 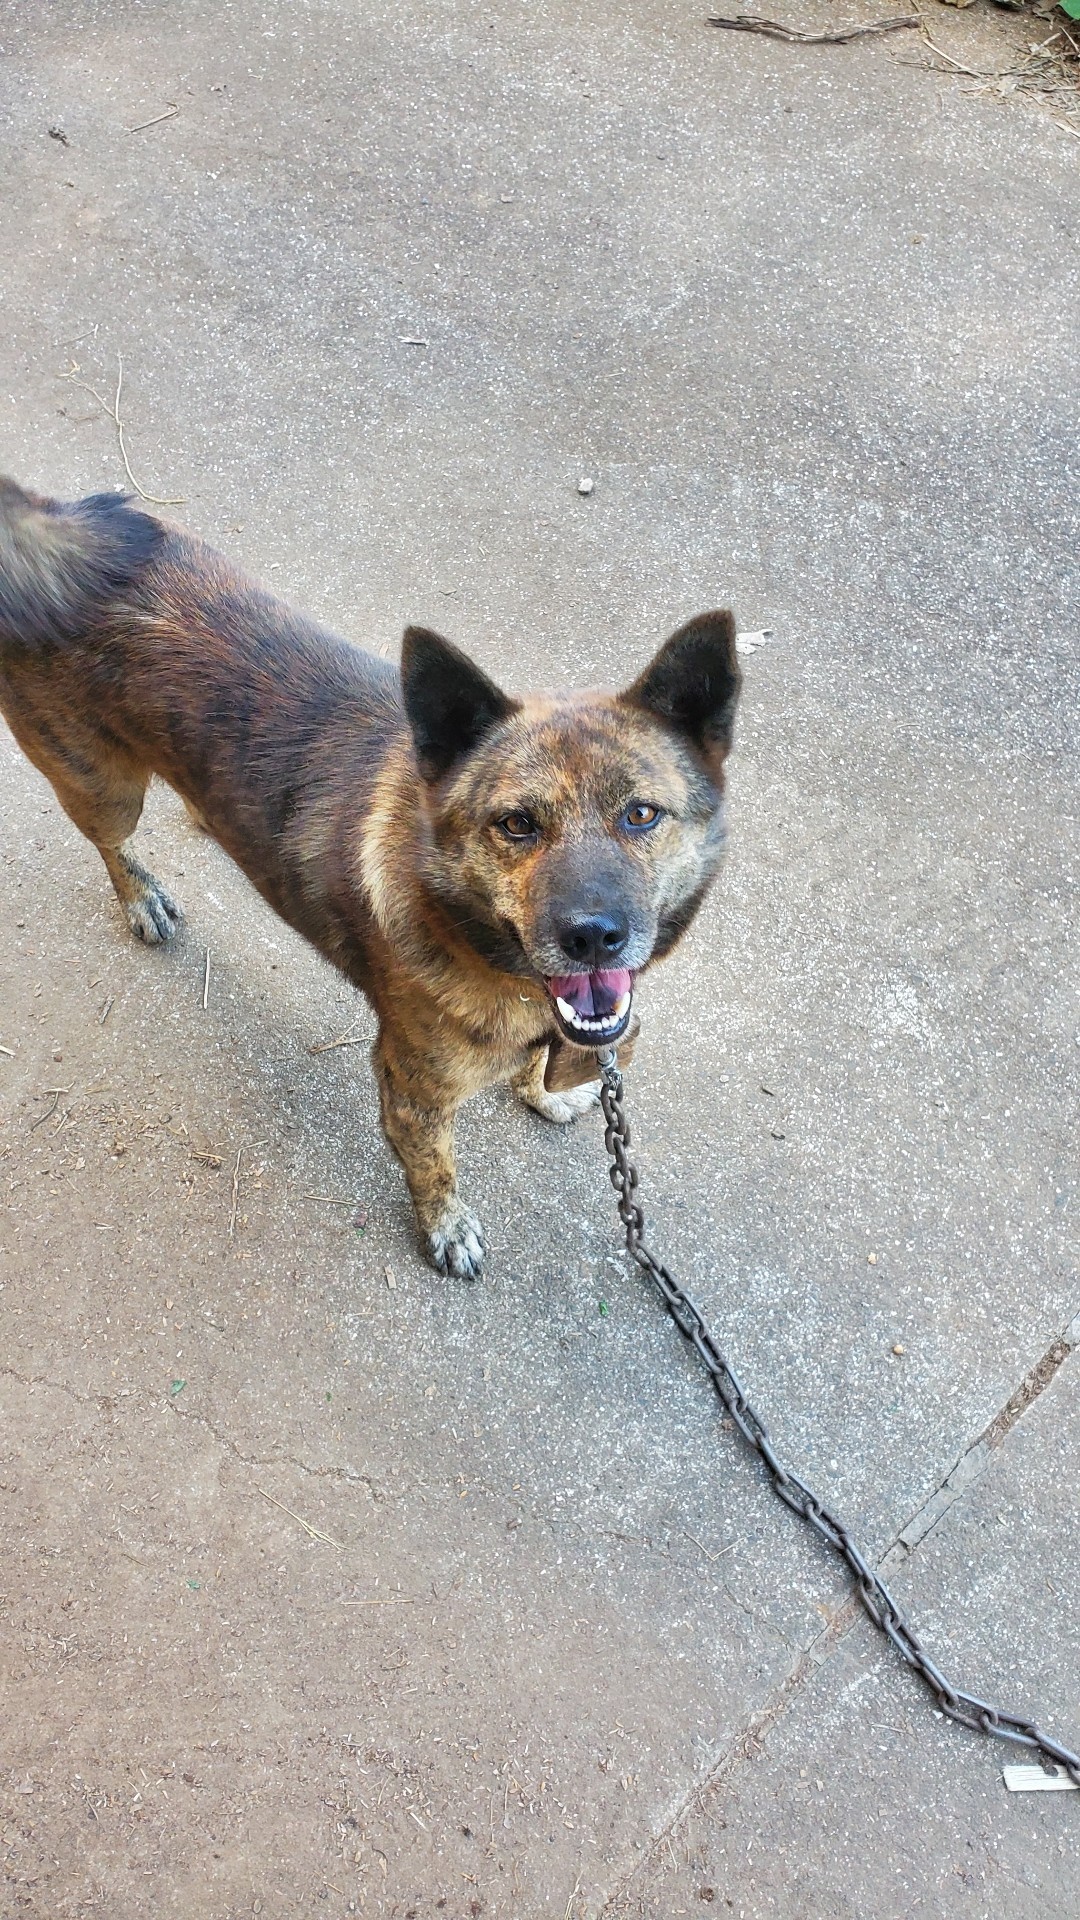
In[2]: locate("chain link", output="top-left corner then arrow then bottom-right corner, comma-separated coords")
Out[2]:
596,1053 -> 1080,1786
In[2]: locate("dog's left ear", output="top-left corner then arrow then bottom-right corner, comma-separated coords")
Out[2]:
401,626 -> 520,781
619,610 -> 742,765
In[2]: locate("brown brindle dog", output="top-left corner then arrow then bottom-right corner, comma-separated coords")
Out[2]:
0,477 -> 741,1278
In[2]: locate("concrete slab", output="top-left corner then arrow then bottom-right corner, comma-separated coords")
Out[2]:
1,2 -> 1078,1917
604,1347 -> 1080,1918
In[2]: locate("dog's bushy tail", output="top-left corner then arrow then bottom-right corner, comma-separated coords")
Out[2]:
0,475 -> 164,650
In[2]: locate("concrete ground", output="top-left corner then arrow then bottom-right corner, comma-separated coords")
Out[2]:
1,1 -> 1078,1915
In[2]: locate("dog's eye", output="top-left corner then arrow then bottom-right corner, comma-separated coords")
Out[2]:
623,802 -> 662,831
498,811 -> 538,841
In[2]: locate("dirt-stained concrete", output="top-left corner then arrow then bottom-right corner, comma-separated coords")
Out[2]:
1,2 -> 1078,1916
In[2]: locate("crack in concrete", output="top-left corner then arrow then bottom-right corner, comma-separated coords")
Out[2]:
166,1400 -> 381,1499
880,1316 -> 1077,1570
597,1310 -> 1080,1916
0,1365 -> 379,1500
0,1364 -> 112,1412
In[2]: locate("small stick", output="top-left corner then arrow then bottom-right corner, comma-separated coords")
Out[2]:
0,1043 -> 14,1057
309,1026 -> 365,1054
228,1146 -> 242,1238
100,996 -> 114,1025
683,1528 -> 737,1563
128,102 -> 180,133
337,1596 -> 418,1606
300,1193 -> 355,1205
201,949 -> 210,1011
916,34 -> 986,76
59,353 -> 184,506
30,1089 -> 68,1130
256,1486 -> 343,1548
708,12 -> 920,42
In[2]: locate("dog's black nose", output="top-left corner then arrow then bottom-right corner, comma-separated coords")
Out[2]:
556,911 -> 630,969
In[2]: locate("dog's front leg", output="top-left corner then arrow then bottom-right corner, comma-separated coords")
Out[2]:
374,1037 -> 485,1281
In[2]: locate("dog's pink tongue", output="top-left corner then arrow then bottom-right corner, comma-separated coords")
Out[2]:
547,968 -> 632,1019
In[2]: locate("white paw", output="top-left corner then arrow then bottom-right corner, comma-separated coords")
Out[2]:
425,1202 -> 486,1282
523,1079 -> 601,1125
126,880 -> 183,944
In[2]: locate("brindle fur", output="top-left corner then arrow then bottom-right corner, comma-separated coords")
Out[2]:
0,476 -> 741,1278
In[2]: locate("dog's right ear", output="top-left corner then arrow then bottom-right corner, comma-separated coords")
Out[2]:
401,626 -> 519,782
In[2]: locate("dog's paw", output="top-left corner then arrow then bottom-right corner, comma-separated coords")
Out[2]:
425,1202 -> 486,1282
521,1078 -> 601,1125
125,876 -> 183,945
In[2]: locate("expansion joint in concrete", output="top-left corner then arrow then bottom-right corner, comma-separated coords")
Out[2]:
597,1308 -> 1080,1916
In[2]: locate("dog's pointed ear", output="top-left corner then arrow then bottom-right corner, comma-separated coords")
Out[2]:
619,611 -> 742,763
401,626 -> 519,781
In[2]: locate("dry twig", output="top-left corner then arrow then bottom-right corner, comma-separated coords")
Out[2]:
309,1024 -> 366,1055
337,1595 -> 418,1606
256,1487 -> 343,1548
30,1088 -> 69,1131
128,103 -> 180,133
709,11 -> 919,42
917,32 -> 985,76
59,353 -> 184,505
228,1146 -> 243,1237
683,1528 -> 737,1564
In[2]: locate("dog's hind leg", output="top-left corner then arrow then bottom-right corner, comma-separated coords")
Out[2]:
101,838 -> 184,945
1,702 -> 182,944
61,767 -> 182,944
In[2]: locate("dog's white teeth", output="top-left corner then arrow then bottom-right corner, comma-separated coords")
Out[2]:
555,994 -> 631,1034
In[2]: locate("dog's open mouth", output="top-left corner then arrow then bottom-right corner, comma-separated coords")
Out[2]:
544,968 -> 633,1047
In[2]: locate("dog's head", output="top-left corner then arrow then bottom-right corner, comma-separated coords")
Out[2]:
401,613 -> 741,1048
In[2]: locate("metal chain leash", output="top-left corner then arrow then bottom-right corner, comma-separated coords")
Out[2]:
595,1051 -> 1080,1786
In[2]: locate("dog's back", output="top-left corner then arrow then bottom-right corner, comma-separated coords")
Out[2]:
0,476 -> 402,968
